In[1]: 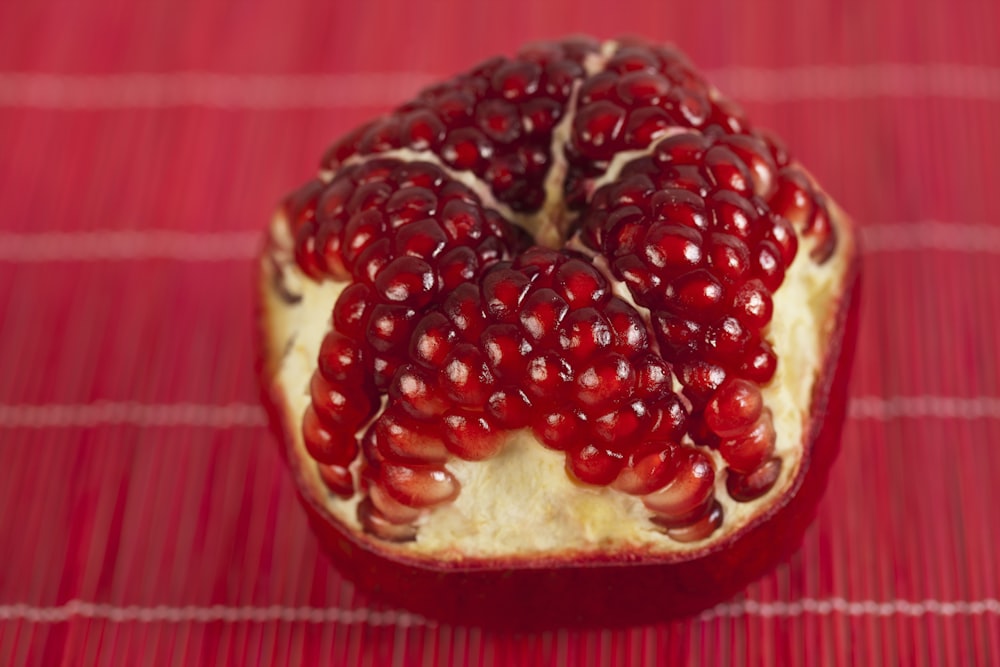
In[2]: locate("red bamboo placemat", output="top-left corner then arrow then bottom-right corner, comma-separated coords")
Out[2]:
2,0 -> 999,664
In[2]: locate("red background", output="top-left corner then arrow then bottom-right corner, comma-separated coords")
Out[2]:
2,0 -> 999,664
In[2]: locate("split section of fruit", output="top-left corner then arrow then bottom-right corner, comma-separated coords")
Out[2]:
273,36 -> 838,548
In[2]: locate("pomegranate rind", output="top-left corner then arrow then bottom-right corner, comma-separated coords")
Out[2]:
256,204 -> 860,627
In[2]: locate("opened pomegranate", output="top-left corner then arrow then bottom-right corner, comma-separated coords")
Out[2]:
258,36 -> 859,626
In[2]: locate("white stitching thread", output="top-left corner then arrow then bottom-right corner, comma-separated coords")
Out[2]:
1,397 -> 998,429
0,230 -> 261,261
709,64 -> 1000,101
0,73 -> 439,109
2,224 -> 997,262
0,65 -> 998,108
860,222 -> 1000,253
0,600 -> 434,627
848,396 -> 1000,420
0,597 -> 996,625
699,597 -> 1000,620
0,402 -> 268,428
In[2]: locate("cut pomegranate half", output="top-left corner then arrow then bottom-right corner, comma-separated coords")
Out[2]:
257,36 -> 859,627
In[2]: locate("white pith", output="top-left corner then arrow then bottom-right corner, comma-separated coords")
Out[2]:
261,39 -> 852,559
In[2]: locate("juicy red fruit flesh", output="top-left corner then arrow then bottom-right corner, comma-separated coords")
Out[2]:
281,36 -> 839,545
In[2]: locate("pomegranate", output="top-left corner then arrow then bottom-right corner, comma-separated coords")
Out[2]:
257,36 -> 859,627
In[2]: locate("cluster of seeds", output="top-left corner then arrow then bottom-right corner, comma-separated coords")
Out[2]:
321,37 -> 600,212
283,36 -> 839,544
282,158 -> 528,497
577,130 -> 805,497
563,40 -> 747,208
358,248 -> 720,541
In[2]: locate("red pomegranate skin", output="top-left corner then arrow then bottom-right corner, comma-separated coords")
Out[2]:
256,248 -> 860,627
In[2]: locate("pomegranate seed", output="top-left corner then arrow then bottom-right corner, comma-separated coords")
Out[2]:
613,442 -> 680,495
302,404 -> 359,466
762,215 -> 798,267
559,308 -> 613,362
342,209 -> 387,266
602,206 -> 647,257
523,350 -> 573,400
357,119 -> 402,155
646,396 -> 688,441
310,372 -> 376,429
573,100 -> 627,160
726,457 -> 782,501
739,338 -> 778,384
634,354 -> 674,400
379,462 -> 461,508
374,256 -> 438,306
718,408 -> 776,473
293,220 -> 324,280
354,238 -> 392,285
663,500 -> 723,542
385,186 -> 438,227
357,497 -> 418,542
709,190 -> 757,239
442,411 -> 505,460
612,254 -> 662,299
366,304 -> 418,353
532,408 -> 584,450
519,288 -> 570,343
616,71 -> 672,106
603,299 -> 649,354
486,386 -> 533,428
441,127 -> 493,171
653,312 -> 702,355
481,267 -> 532,322
679,359 -> 727,403
704,145 -> 753,195
390,365 -> 448,420
730,279 -> 773,329
481,324 -> 530,377
705,233 -> 750,283
575,354 -> 636,409
491,60 -> 542,101
704,316 -> 751,362
442,343 -> 496,407
649,188 -> 709,229
642,224 -> 704,273
554,259 -> 608,307
522,97 -> 563,135
704,379 -> 764,438
317,463 -> 354,498
567,443 -> 626,486
751,240 -> 785,291
770,166 -> 815,230
666,269 -> 725,318
437,246 -> 480,290
372,410 -> 449,463
591,400 -> 649,444
807,195 -> 838,263
318,332 -> 365,384
315,220 -> 350,280
393,218 -> 449,259
367,483 -> 424,525
409,312 -> 457,369
444,283 -> 487,341
642,448 -> 716,520
476,99 -> 523,144
332,283 -> 374,340
623,107 -> 673,146
719,134 -> 778,199
399,109 -> 447,150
